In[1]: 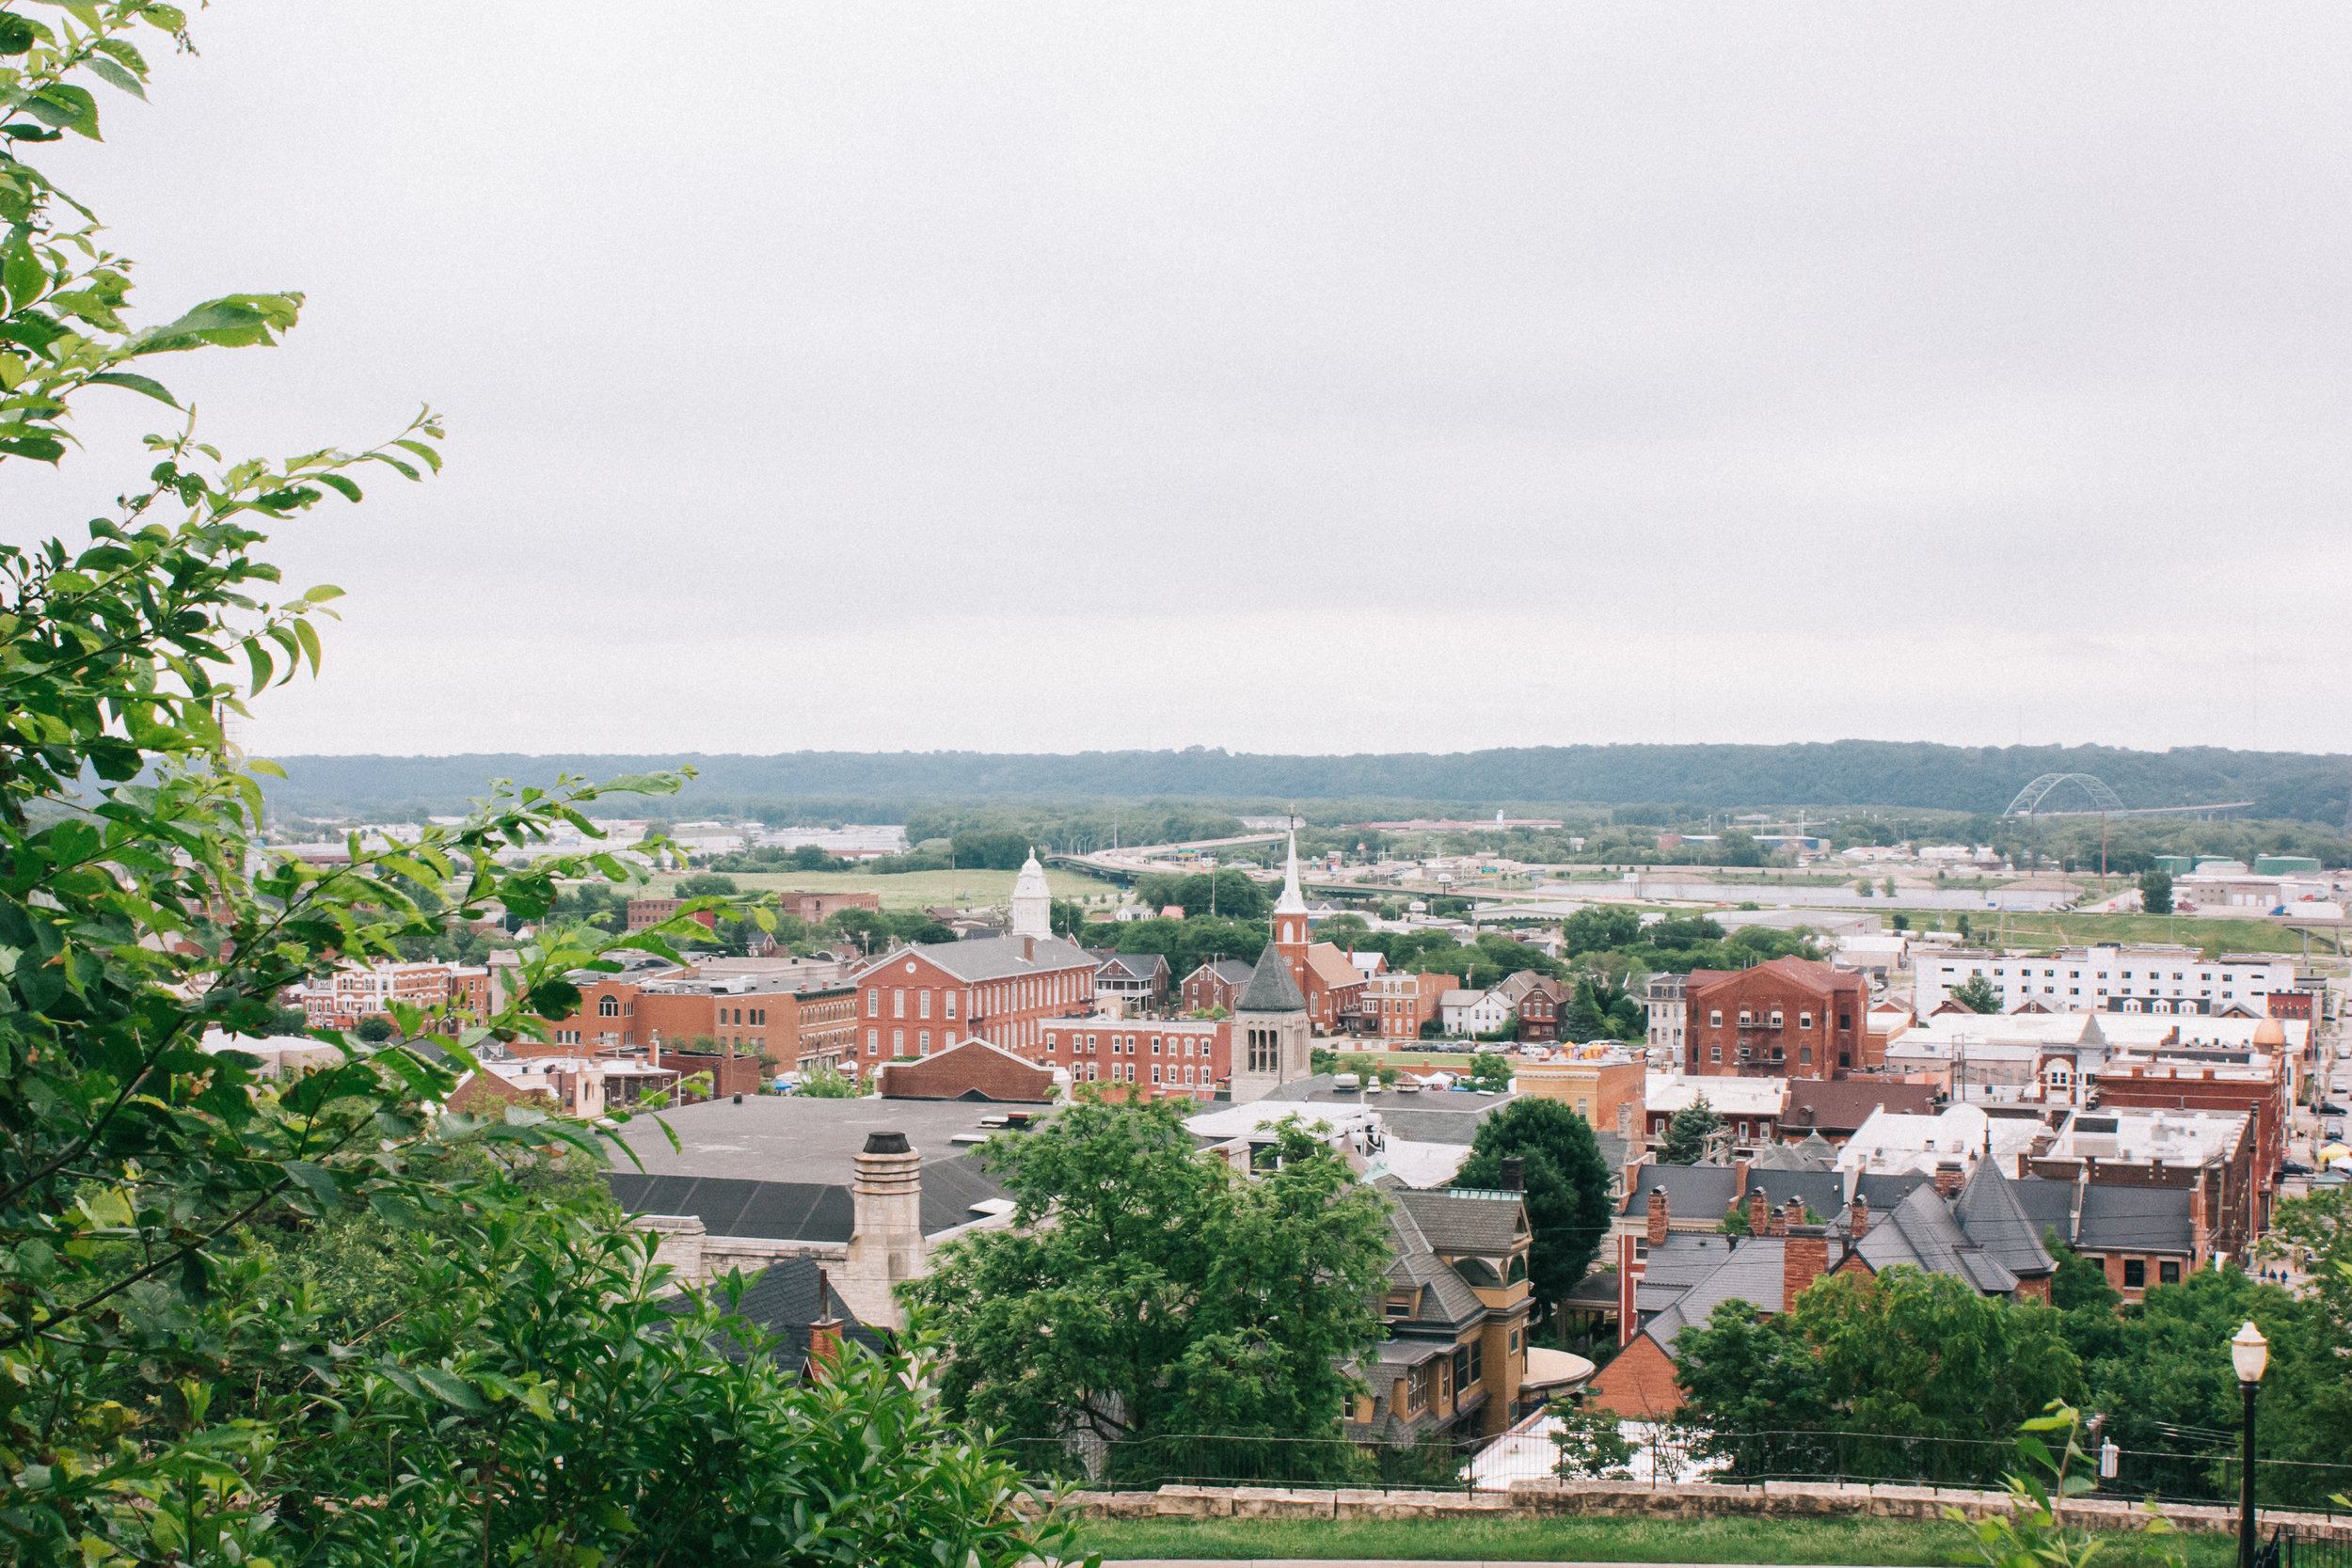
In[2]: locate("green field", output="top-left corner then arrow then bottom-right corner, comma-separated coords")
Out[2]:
1072,1512 -> 2232,1565
1905,910 -> 2326,958
644,866 -> 1106,911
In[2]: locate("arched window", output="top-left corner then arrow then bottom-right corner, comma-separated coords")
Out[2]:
1452,1257 -> 1502,1288
1507,1255 -> 1528,1285
596,996 -> 618,1018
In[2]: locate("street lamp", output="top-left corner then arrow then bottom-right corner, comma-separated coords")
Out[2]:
2233,1321 -> 2268,1568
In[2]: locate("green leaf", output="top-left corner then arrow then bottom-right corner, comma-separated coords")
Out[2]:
82,56 -> 145,99
281,1160 -> 339,1205
413,1366 -> 487,1413
241,637 -> 272,694
25,83 -> 100,139
314,473 -> 361,502
2,242 -> 42,310
87,370 -> 177,406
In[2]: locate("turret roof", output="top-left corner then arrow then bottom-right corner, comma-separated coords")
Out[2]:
1235,940 -> 1308,1013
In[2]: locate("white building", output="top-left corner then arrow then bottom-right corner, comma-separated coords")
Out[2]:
1440,990 -> 1510,1036
1912,944 -> 2292,1017
1836,1102 -> 2045,1178
1645,973 -> 1687,1058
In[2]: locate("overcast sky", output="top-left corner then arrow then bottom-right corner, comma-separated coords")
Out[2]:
17,4 -> 2351,758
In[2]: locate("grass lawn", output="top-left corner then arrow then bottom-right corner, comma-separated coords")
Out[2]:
1905,910 -> 2316,958
1326,1050 -> 1479,1069
1072,1512 -> 2234,1565
644,866 -> 1104,911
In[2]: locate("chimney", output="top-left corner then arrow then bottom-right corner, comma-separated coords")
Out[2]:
1933,1161 -> 1964,1196
1024,935 -> 1036,961
842,1131 -> 923,1330
1784,1224 -> 1830,1305
1748,1187 -> 1770,1235
806,1266 -> 843,1377
1501,1156 -> 1525,1193
1646,1185 -> 1670,1245
1850,1193 -> 1870,1237
1734,1156 -> 1750,1196
1773,1196 -> 1803,1237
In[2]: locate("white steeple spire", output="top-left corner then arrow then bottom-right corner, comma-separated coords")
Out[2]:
1009,847 -> 1052,940
1273,830 -> 1307,917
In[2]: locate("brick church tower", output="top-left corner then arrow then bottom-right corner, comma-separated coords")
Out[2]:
1272,830 -> 1310,994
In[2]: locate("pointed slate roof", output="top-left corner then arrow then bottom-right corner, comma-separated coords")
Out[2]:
1234,941 -> 1307,1013
1951,1159 -> 2057,1280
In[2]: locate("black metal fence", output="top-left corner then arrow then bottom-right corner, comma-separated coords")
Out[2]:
1008,1423 -> 2352,1509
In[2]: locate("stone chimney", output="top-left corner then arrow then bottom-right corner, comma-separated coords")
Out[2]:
1616,1100 -> 1634,1139
805,1265 -> 843,1378
1849,1193 -> 1870,1238
1646,1185 -> 1670,1245
1784,1224 -> 1830,1305
839,1131 -> 923,1330
1501,1156 -> 1525,1193
1933,1162 -> 1964,1196
1747,1187 -> 1770,1235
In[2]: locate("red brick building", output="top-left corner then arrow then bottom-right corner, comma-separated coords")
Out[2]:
1500,973 -> 1567,1042
529,972 -> 859,1085
1041,1015 -> 1230,1101
1181,958 -> 1254,1014
1683,958 -> 1872,1079
625,898 -> 719,933
298,960 -> 489,1036
1359,970 -> 1459,1041
849,934 -> 1096,1066
877,1038 -> 1056,1101
784,891 -> 882,926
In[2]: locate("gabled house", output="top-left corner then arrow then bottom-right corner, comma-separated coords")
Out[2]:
1346,1180 -> 1536,1449
1586,1161 -> 2055,1418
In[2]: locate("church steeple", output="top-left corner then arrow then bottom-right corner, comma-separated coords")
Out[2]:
1272,830 -> 1309,974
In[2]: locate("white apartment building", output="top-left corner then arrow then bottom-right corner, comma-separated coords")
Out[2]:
1645,973 -> 1687,1058
1913,944 -> 2293,1018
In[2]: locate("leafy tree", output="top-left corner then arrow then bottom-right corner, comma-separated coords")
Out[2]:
1949,974 -> 2002,1014
1454,1099 -> 1613,1326
1675,1268 -> 2082,1484
1563,905 -> 1642,957
826,905 -> 894,954
792,842 -> 838,870
269,1004 -> 311,1035
1645,914 -> 1724,951
0,18 -> 1060,1562
2139,869 -> 2174,915
1661,1096 -> 1721,1164
1892,912 -> 1910,931
796,1062 -> 864,1099
675,871 -> 739,897
1549,1400 -> 1636,1479
910,1100 -> 1391,1460
354,1013 -> 396,1043
1466,1053 -> 1514,1093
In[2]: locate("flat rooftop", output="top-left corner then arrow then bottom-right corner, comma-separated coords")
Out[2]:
607,1094 -> 1038,1182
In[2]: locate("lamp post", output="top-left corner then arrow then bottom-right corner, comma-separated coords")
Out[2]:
2233,1321 -> 2269,1568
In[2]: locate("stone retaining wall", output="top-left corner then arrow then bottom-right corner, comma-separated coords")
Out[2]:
1053,1477 -> 2352,1539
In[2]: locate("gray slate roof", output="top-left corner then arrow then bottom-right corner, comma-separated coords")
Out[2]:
1394,1188 -> 1528,1255
867,933 -> 1093,983
1952,1160 -> 2057,1279
706,1257 -> 886,1363
2079,1185 -> 2196,1254
1234,942 -> 1307,1013
1641,1234 -> 1790,1354
1623,1162 -> 1740,1218
1740,1169 -> 1846,1226
1263,1074 -> 1517,1146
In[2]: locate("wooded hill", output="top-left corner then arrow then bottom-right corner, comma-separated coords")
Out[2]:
256,741 -> 2352,826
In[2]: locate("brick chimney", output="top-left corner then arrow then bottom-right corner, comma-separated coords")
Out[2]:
805,1266 -> 843,1378
1850,1193 -> 1870,1237
1772,1196 -> 1803,1236
1747,1187 -> 1770,1234
1646,1185 -> 1670,1245
1784,1224 -> 1830,1306
1933,1162 -> 1964,1196
1501,1156 -> 1525,1193
1023,935 -> 1036,961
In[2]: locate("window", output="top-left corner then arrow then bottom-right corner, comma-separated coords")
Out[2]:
1798,1012 -> 1813,1029
2159,1260 -> 2181,1285
1710,1010 -> 1724,1026
892,990 -> 905,1019
892,1029 -> 904,1053
1152,1036 -> 1162,1054
1709,1045 -> 1722,1063
2122,1259 -> 2146,1290
1469,1338 -> 1484,1384
1184,1065 -> 1196,1084
1799,1046 -> 1812,1065
1406,1363 -> 1434,1414
945,990 -> 957,1018
867,989 -> 880,1017
1152,1065 -> 1161,1084
919,990 -> 931,1020
917,1030 -> 930,1053
597,996 -> 618,1017
1452,1346 -> 1471,1402
866,1028 -> 877,1053
1837,1013 -> 1851,1030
